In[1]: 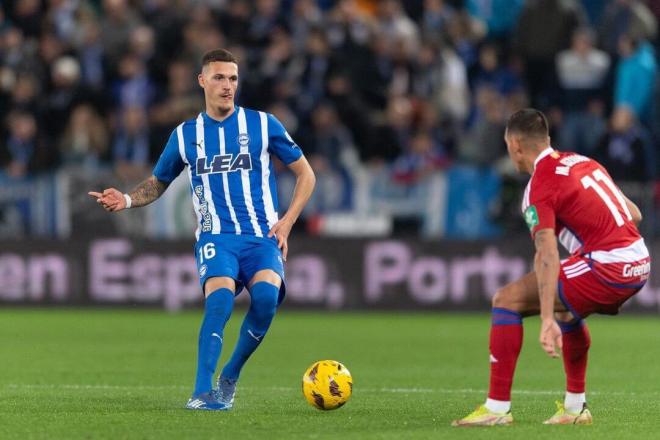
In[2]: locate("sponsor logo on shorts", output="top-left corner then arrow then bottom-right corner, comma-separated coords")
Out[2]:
199,264 -> 208,277
622,262 -> 651,278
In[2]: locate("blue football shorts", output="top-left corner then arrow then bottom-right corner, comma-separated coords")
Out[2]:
194,234 -> 286,304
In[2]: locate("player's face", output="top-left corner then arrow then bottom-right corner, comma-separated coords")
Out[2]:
198,61 -> 239,115
504,130 -> 525,173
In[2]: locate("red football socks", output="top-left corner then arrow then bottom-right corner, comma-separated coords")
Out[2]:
488,308 -> 523,401
559,320 -> 590,393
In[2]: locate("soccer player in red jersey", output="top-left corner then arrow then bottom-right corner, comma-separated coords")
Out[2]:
452,109 -> 651,426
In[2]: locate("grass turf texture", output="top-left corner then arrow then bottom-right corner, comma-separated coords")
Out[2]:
1,309 -> 658,439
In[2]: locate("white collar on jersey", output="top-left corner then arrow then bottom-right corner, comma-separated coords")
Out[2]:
533,147 -> 555,169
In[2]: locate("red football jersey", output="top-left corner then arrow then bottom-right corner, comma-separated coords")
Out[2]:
522,148 -> 650,284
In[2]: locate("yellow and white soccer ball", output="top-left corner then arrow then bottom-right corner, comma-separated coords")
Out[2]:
302,360 -> 353,410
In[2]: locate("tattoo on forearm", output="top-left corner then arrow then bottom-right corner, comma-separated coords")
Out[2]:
129,176 -> 168,208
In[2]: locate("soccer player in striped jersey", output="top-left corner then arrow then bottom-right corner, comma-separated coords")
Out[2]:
452,109 -> 650,426
89,49 -> 316,410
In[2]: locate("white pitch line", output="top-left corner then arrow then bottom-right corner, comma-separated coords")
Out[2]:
5,384 -> 189,391
3,384 -> 657,397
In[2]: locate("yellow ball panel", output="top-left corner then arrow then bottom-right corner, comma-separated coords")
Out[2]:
302,360 -> 352,410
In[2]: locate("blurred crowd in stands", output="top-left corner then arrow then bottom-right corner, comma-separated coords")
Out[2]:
1,0 -> 659,233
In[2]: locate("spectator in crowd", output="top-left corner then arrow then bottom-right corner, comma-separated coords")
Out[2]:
472,42 -> 523,97
129,25 -> 157,80
43,56 -> 94,139
298,102 -> 358,210
347,27 -> 394,110
247,0 -> 285,48
445,7 -> 485,71
514,0 -> 586,108
598,0 -> 657,55
367,95 -> 414,163
59,104 -> 109,169
294,27 -> 336,115
420,0 -> 455,42
555,27 -> 610,153
112,53 -> 154,112
0,27 -> 28,71
416,99 -> 453,158
9,74 -> 40,115
434,40 -> 471,127
100,0 -> 142,77
141,0 -> 185,87
387,35 -> 417,97
112,106 -> 150,182
391,130 -> 449,185
11,0 -> 41,38
288,0 -> 324,52
325,0 -> 374,52
458,86 -> 508,166
375,0 -> 420,58
0,110 -> 54,178
48,0 -> 80,44
75,11 -> 105,90
411,41 -> 442,99
372,129 -> 448,237
325,71 -> 372,152
218,0 -> 254,47
466,0 -> 524,39
593,106 -> 654,182
614,33 -> 658,124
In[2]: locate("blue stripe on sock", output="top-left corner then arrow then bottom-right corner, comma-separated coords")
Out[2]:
492,319 -> 522,326
491,308 -> 522,325
492,307 -> 522,318
557,319 -> 583,333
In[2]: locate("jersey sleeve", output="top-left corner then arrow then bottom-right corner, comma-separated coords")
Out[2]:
267,113 -> 303,165
524,172 -> 558,238
153,128 -> 186,183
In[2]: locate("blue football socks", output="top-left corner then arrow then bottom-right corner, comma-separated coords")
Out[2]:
193,288 -> 234,396
221,282 -> 279,380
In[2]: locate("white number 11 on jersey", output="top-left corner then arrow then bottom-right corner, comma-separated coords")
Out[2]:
581,169 -> 633,227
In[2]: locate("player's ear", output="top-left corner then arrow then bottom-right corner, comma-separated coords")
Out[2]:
198,73 -> 205,89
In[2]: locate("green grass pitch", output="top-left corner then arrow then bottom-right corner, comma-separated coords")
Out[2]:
1,309 -> 659,439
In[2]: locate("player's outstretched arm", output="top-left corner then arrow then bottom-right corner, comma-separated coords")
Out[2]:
88,175 -> 169,212
533,228 -> 562,359
268,156 -> 316,261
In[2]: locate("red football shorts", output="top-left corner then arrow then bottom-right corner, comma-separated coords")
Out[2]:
558,255 -> 648,318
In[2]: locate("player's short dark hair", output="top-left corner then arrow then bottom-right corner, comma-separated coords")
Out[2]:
201,48 -> 238,67
506,108 -> 549,139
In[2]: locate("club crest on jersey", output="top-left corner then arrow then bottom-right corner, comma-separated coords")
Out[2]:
237,133 -> 250,147
196,153 -> 252,175
524,205 -> 539,231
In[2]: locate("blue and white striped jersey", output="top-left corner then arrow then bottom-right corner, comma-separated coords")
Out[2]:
153,106 -> 303,240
